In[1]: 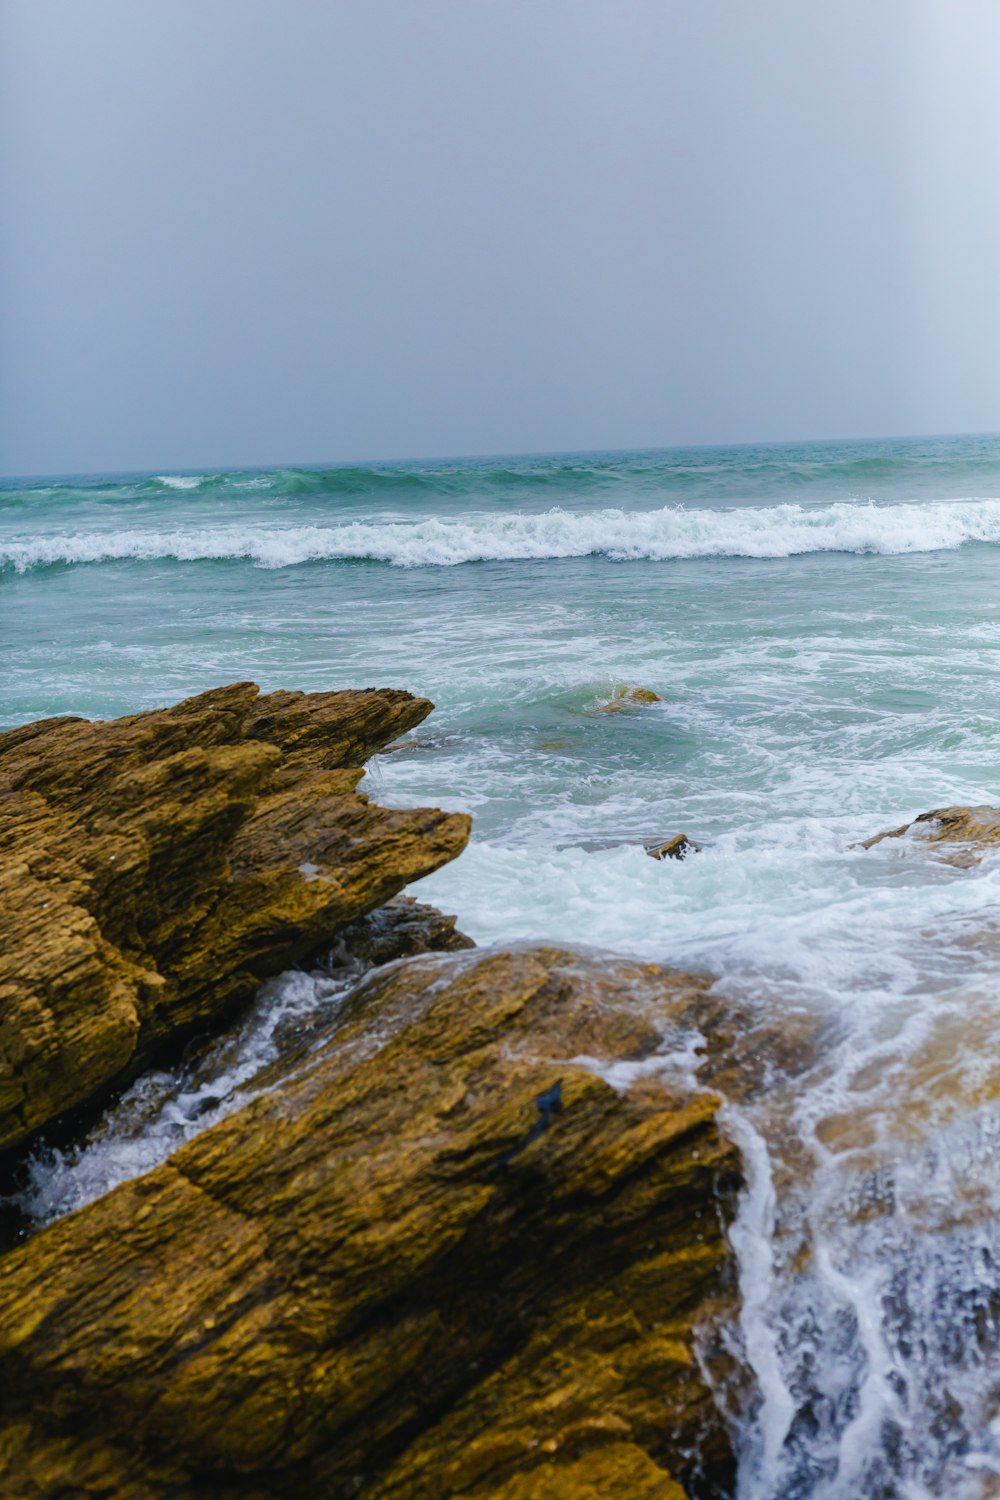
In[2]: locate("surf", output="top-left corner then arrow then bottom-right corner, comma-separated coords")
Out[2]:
7,494 -> 1000,572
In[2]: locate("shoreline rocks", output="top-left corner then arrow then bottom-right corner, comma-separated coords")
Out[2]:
0,945 -> 742,1499
0,684 -> 470,1156
0,685 -> 751,1497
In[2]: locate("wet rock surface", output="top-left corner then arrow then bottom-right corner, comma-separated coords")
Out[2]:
0,684 -> 471,1155
860,804 -> 1000,866
320,893 -> 475,971
0,945 -> 742,1500
647,835 -> 700,862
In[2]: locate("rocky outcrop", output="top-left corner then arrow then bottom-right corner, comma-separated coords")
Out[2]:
859,805 -> 1000,866
0,945 -> 741,1500
0,684 -> 471,1155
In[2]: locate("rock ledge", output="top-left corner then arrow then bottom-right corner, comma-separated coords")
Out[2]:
0,944 -> 741,1500
0,683 -> 470,1154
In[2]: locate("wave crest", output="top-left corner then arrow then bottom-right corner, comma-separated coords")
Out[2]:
5,497 -> 1000,573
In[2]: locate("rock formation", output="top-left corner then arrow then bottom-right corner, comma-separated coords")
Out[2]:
859,804 -> 1000,866
0,686 -> 749,1497
0,683 -> 471,1155
0,945 -> 741,1500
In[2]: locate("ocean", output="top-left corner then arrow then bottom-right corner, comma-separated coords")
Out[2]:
6,432 -> 1000,1498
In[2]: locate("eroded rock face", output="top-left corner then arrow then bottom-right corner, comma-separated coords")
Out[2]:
860,805 -> 1000,866
0,684 -> 471,1154
0,946 -> 742,1499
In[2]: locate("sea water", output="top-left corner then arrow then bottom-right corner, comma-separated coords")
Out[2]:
6,434 -> 1000,1497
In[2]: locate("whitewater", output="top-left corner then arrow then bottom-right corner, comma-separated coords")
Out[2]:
6,494 -> 1000,571
6,434 -> 1000,1498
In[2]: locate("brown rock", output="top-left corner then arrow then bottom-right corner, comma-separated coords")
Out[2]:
647,835 -> 700,861
0,684 -> 471,1154
859,805 -> 1000,866
0,946 -> 741,1499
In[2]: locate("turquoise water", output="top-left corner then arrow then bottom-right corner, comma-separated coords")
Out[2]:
7,434 -> 1000,1498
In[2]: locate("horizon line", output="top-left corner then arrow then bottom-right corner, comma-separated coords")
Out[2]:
3,428 -> 999,486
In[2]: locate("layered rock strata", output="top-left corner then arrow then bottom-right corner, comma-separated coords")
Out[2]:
0,683 -> 470,1154
0,945 -> 742,1500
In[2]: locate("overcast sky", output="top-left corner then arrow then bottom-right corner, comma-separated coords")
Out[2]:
2,1 -> 999,476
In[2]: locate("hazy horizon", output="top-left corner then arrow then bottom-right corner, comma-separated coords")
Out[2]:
3,1 -> 1000,476
7,426 -> 1000,487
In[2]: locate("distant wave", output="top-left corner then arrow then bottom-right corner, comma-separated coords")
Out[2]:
138,464 -> 598,498
154,474 -> 206,490
9,441 -> 1000,514
6,497 -> 1000,573
0,464 -> 612,513
93,454 -> 1000,498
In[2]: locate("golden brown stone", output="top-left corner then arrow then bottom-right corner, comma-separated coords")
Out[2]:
859,805 -> 1000,865
647,835 -> 699,861
0,946 -> 741,1499
0,684 -> 471,1153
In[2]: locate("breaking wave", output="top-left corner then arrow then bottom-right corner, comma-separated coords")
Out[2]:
6,497 -> 1000,573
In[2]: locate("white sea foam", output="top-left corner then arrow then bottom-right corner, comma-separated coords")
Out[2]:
16,816 -> 1000,1496
6,495 -> 1000,571
411,834 -> 1000,1498
154,474 -> 204,490
13,967 -> 354,1226
720,1109 -> 797,1488
410,835 -> 1000,988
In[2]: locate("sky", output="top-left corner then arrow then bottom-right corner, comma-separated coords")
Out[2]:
2,0 -> 1000,476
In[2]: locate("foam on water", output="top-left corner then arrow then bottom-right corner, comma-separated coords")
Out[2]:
12,966 -> 355,1226
409,834 -> 1000,988
721,1111 -> 797,1484
7,495 -> 1000,572
154,474 -> 205,490
409,830 -> 1000,1497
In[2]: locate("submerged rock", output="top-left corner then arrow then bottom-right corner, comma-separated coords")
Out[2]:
0,683 -> 471,1155
859,805 -> 1000,866
594,685 -> 664,713
377,732 -> 468,756
0,945 -> 742,1499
